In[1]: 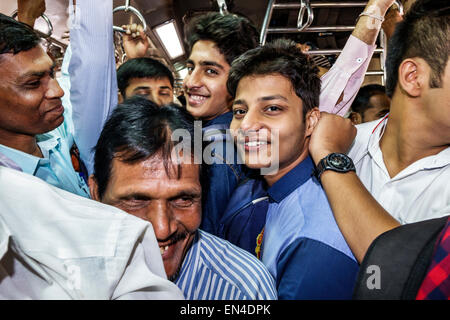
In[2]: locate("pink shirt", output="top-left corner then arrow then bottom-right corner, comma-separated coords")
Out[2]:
319,35 -> 377,116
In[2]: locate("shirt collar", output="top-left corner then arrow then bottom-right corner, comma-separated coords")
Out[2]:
267,156 -> 315,203
0,144 -> 42,175
367,115 -> 388,156
0,137 -> 60,175
0,152 -> 22,171
367,115 -> 450,171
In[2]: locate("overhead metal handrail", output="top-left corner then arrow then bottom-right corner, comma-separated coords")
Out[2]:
305,48 -> 384,55
259,0 -> 405,83
272,1 -> 403,11
11,10 -> 53,38
297,0 -> 314,31
261,1 -> 405,44
274,2 -> 367,9
260,0 -> 276,45
113,0 -> 147,33
217,0 -> 229,16
394,0 -> 404,15
268,25 -> 355,33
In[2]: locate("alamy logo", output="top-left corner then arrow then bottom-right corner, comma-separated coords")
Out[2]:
170,121 -> 280,175
366,265 -> 381,290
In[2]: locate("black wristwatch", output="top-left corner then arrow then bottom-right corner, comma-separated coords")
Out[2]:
314,153 -> 356,182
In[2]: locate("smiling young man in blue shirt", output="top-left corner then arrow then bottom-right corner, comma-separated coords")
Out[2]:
226,39 -> 359,299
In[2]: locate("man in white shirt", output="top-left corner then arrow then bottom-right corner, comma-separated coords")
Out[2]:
0,166 -> 184,300
308,0 -> 450,262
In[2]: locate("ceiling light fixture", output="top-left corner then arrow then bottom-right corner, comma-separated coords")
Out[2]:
153,20 -> 184,60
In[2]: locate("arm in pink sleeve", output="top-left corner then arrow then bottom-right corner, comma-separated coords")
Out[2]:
319,35 -> 376,116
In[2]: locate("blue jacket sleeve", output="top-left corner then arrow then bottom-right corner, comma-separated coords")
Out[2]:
276,237 -> 359,300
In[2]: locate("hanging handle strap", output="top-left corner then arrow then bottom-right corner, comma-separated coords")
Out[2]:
393,0 -> 404,15
11,10 -> 53,38
217,0 -> 229,15
113,1 -> 147,33
297,0 -> 314,31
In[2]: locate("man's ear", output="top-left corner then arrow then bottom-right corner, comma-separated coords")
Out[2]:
349,111 -> 363,125
305,107 -> 320,137
398,58 -> 425,98
88,174 -> 101,201
118,92 -> 124,104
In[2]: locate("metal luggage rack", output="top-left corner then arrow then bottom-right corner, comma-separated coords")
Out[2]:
259,0 -> 404,83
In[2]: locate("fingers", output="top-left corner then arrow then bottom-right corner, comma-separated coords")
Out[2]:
121,23 -> 144,38
309,113 -> 356,164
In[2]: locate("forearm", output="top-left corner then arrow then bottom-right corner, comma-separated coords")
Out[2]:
17,13 -> 36,27
17,0 -> 46,28
309,113 -> 400,263
352,0 -> 394,45
319,35 -> 376,115
318,0 -> 394,115
320,169 -> 400,262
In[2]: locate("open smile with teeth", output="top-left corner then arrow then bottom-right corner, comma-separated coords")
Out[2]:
245,141 -> 268,147
160,245 -> 170,255
188,94 -> 208,104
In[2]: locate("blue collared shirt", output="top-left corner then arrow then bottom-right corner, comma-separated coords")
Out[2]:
175,229 -> 277,300
201,111 -> 246,236
261,156 -> 359,299
0,105 -> 90,198
218,177 -> 268,257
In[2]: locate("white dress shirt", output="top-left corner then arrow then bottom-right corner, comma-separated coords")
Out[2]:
0,166 -> 184,300
349,117 -> 450,224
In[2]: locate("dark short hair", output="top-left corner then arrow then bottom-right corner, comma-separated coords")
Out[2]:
351,84 -> 387,115
0,13 -> 40,61
184,12 -> 259,65
116,57 -> 174,98
93,96 -> 203,199
227,38 -> 321,117
385,0 -> 450,97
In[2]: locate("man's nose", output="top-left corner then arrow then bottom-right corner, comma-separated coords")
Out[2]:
183,68 -> 202,90
239,108 -> 263,132
46,78 -> 65,99
151,92 -> 162,106
145,201 -> 174,241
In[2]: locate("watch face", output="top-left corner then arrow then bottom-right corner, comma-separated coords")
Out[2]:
328,153 -> 352,170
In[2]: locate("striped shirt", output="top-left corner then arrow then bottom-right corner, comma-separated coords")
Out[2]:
175,230 -> 277,300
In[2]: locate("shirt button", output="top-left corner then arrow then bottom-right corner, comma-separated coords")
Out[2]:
356,57 -> 363,63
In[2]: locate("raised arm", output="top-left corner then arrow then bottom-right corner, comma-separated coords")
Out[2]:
17,0 -> 45,27
121,23 -> 150,59
319,0 -> 396,116
68,0 -> 118,175
309,113 -> 400,262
